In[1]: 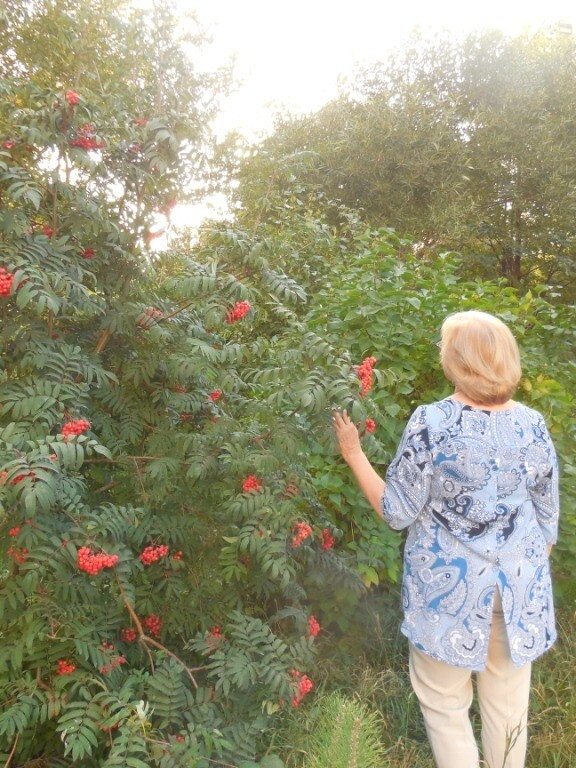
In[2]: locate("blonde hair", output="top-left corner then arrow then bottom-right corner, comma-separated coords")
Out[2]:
440,311 -> 521,404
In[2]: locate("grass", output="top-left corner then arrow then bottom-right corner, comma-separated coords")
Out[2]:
277,596 -> 576,768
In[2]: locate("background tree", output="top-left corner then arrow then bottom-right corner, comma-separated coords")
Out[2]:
235,28 -> 576,294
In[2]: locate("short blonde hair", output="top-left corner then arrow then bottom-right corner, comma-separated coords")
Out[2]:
440,311 -> 521,404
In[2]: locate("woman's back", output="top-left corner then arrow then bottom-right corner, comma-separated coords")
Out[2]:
383,397 -> 558,670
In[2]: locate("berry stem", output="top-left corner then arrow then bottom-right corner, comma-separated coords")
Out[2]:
116,575 -> 199,689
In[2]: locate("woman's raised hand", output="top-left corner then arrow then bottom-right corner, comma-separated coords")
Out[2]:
332,409 -> 363,464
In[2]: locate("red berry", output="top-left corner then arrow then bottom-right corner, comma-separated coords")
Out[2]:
357,357 -> 376,396
69,123 -> 105,150
290,522 -> 313,548
77,546 -> 118,575
290,669 -> 313,706
61,419 -> 90,437
0,267 -> 15,297
307,615 -> 321,638
55,659 -> 76,676
225,301 -> 251,324
136,307 -> 163,328
242,475 -> 263,493
65,90 -> 80,105
139,544 -> 169,566
143,614 -> 162,638
7,546 -> 28,563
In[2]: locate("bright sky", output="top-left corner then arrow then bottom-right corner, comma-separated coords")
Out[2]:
191,0 -> 576,140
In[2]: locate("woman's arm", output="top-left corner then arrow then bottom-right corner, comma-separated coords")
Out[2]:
332,410 -> 385,518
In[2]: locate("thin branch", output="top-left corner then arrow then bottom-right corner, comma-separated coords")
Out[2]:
158,300 -> 195,321
132,457 -> 148,500
3,734 -> 19,768
117,576 -> 198,688
142,636 -> 199,689
95,480 -> 118,494
95,328 -> 112,355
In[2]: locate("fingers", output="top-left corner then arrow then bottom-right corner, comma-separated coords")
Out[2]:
331,409 -> 347,429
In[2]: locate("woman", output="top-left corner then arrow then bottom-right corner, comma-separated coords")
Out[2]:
333,310 -> 559,768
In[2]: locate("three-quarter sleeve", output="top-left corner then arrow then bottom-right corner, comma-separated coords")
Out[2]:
381,406 -> 434,530
528,416 -> 560,545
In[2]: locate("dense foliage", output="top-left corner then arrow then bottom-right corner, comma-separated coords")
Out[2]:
1,4 -> 575,766
235,28 -> 576,293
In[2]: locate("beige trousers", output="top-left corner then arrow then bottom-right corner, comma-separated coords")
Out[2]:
408,601 -> 532,768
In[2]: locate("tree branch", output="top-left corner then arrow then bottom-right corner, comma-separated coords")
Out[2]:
117,576 -> 199,688
3,734 -> 19,768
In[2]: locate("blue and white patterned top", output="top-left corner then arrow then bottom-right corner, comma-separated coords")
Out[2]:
382,397 -> 559,671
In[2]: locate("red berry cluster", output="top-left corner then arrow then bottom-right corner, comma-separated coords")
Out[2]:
291,670 -> 313,707
81,248 -> 95,259
209,389 -> 223,402
204,625 -> 224,653
8,527 -> 20,537
43,225 -> 54,237
65,90 -> 80,105
172,550 -> 183,561
226,300 -> 251,324
121,627 -> 138,643
7,546 -> 28,563
70,123 -> 105,150
137,307 -> 163,328
321,528 -> 335,550
56,659 -> 76,676
357,356 -> 377,396
242,475 -> 263,493
77,546 -> 118,575
365,418 -> 376,433
139,544 -> 169,565
1,471 -> 34,485
307,615 -> 321,638
291,522 -> 313,547
0,267 -> 15,297
62,419 -> 90,437
100,641 -> 127,674
132,117 -> 148,126
144,614 -> 162,638
2,141 -> 16,150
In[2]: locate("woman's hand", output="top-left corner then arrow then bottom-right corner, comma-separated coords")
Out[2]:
332,409 -> 363,464
332,409 -> 386,517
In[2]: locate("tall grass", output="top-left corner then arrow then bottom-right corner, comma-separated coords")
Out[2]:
278,600 -> 575,768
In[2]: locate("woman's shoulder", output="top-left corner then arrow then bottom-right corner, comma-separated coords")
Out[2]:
418,397 -> 549,431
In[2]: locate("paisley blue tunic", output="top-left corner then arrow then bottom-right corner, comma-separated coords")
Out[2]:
382,397 -> 559,670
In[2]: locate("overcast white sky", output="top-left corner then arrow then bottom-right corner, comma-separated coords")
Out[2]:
189,0 -> 576,139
